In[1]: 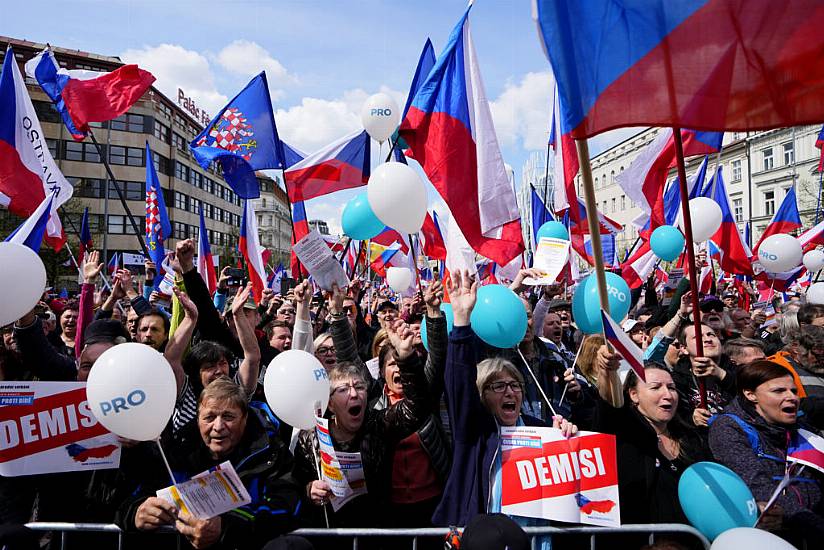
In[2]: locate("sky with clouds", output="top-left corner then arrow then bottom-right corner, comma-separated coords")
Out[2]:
3,0 -> 639,233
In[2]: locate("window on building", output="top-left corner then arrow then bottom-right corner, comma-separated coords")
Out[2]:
214,206 -> 222,221
762,147 -> 774,170
175,161 -> 189,182
204,178 -> 214,194
107,215 -> 137,234
783,141 -> 794,165
46,139 -> 59,158
610,170 -> 615,185
157,101 -> 172,120
109,180 -> 143,201
203,203 -> 213,219
192,199 -> 200,215
109,146 -> 144,166
733,198 -> 743,222
66,212 -> 103,233
731,159 -> 742,182
602,200 -> 607,211
764,190 -> 775,217
153,121 -> 170,143
152,151 -> 169,175
172,132 -> 187,154
32,100 -> 62,124
620,195 -> 626,210
73,178 -> 105,198
110,113 -> 146,133
174,192 -> 189,211
191,171 -> 202,189
65,141 -> 101,162
611,198 -> 616,212
173,222 -> 188,239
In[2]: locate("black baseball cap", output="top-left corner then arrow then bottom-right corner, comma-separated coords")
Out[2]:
460,514 -> 529,550
700,296 -> 724,313
84,320 -> 129,346
377,300 -> 398,312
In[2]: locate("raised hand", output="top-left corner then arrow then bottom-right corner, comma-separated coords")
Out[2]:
173,239 -> 196,274
217,266 -> 231,291
509,268 -> 543,293
447,270 -> 477,326
83,250 -> 103,284
423,279 -> 444,315
386,318 -> 415,360
329,282 -> 345,315
231,282 -> 253,317
173,287 -> 198,321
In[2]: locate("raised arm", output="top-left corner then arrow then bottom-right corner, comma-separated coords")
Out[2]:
292,280 -> 314,353
164,287 -> 198,395
230,283 -> 262,396
76,251 -> 103,358
380,319 -> 429,443
422,279 -> 447,400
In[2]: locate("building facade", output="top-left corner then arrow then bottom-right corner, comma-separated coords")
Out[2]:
309,220 -> 329,236
0,35 -> 288,273
253,172 -> 292,267
521,125 -> 823,260
518,149 -> 552,251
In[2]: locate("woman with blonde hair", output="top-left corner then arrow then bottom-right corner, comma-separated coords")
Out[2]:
575,334 -> 605,385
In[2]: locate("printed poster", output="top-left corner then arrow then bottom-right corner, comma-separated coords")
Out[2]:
500,426 -> 620,527
0,382 -> 121,476
315,416 -> 366,511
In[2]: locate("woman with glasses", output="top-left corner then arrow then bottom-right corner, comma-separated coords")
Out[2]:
292,319 -> 429,534
433,270 -> 576,538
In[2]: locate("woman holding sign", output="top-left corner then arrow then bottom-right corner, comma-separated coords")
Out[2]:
432,270 -> 577,537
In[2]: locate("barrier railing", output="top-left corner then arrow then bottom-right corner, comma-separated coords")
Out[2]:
23,522 -> 712,550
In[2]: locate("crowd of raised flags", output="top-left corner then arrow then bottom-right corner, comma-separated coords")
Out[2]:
3,0 -> 824,548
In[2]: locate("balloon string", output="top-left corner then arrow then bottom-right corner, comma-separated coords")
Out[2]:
156,438 -> 177,486
516,347 -> 558,418
312,442 -> 331,528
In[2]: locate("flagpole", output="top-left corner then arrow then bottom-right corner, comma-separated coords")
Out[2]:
87,130 -> 150,258
815,169 -> 824,225
575,138 -> 623,407
672,128 -> 707,408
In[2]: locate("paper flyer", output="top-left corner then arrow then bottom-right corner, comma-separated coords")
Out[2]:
524,238 -> 570,285
293,230 -> 350,291
157,460 -> 251,519
315,416 -> 367,511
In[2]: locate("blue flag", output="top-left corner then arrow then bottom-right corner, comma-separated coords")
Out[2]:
145,142 -> 171,289
190,72 -> 284,199
530,185 -> 554,249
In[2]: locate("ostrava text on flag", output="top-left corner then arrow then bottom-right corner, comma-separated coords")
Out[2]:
25,48 -> 155,140
191,73 -> 284,199
400,5 -> 524,266
197,210 -> 217,296
145,142 -> 171,289
0,47 -> 73,250
535,0 -> 824,138
284,130 -> 371,202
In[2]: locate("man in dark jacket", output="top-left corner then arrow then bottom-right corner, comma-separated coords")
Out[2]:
122,378 -> 302,549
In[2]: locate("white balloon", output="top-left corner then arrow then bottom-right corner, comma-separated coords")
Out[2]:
86,343 -> 177,441
680,197 -> 722,242
807,282 -> 824,305
386,267 -> 413,293
0,242 -> 47,327
264,349 -> 330,430
360,93 -> 400,142
803,249 -> 824,272
757,234 -> 802,273
367,161 -> 427,234
710,527 -> 795,550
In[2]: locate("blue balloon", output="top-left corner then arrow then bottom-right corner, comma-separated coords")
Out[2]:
678,462 -> 758,540
470,284 -> 527,348
650,225 -> 686,262
421,303 -> 454,351
536,221 -> 569,241
342,192 -> 385,240
572,272 -> 632,334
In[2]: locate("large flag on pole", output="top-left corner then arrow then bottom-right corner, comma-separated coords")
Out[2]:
191,73 -> 285,199
4,192 -> 55,252
708,168 -> 753,276
400,5 -> 524,266
754,185 -> 802,253
145,142 -> 171,289
534,0 -> 824,138
78,207 -> 93,261
420,211 -> 447,261
816,126 -> 824,172
0,47 -> 73,250
197,210 -> 217,296
530,185 -> 554,251
25,47 -> 155,140
239,200 -> 266,303
394,38 -> 437,164
549,84 -> 580,219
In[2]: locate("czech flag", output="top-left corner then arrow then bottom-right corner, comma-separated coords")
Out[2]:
601,310 -> 645,382
549,84 -> 580,218
621,241 -> 657,290
530,186 -> 554,251
107,252 -> 120,275
4,192 -> 55,253
815,125 -> 824,172
197,210 -> 217,296
290,200 -> 310,278
420,211 -> 447,261
239,200 -> 266,303
284,129 -> 371,202
708,167 -> 753,276
25,47 -> 155,140
78,207 -> 93,261
400,4 -> 524,266
1,47 -> 73,250
535,1 -> 824,138
753,185 -> 802,254
788,428 -> 824,475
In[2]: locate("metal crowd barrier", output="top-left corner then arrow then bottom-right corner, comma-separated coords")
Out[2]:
23,522 -> 712,550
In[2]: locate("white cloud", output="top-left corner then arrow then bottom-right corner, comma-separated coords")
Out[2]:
121,44 -> 227,115
490,71 -> 554,151
215,40 -> 298,100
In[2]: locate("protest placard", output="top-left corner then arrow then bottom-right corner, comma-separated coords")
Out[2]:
315,416 -> 366,511
524,238 -> 570,285
293,230 -> 349,291
156,461 -> 251,519
0,381 -> 120,476
500,426 -> 620,527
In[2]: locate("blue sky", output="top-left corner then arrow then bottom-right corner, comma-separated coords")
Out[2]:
3,0 -> 637,232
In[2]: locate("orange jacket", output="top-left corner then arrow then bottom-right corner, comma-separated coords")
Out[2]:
768,351 -> 808,398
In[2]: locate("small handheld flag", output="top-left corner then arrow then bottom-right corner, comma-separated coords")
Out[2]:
601,310 -> 645,382
788,428 -> 824,475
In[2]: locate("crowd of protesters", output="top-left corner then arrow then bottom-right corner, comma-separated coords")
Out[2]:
0,238 -> 823,550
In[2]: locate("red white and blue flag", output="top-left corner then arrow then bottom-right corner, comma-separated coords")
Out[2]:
25,47 -> 155,140
621,241 -> 657,290
535,1 -> 824,138
708,167 -> 753,276
815,126 -> 824,172
601,310 -> 645,382
754,185 -> 802,254
267,263 -> 286,291
107,252 -> 119,275
4,192 -> 55,253
0,47 -> 72,250
284,129 -> 371,202
549,84 -> 580,219
788,428 -> 824,475
239,200 -> 266,303
290,200 -> 310,278
197,210 -> 217,296
420,211 -> 447,261
400,5 -> 524,266
79,207 -> 93,261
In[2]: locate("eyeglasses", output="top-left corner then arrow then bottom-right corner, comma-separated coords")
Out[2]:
330,382 -> 368,397
279,309 -> 296,315
316,346 -> 336,355
485,381 -> 524,394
